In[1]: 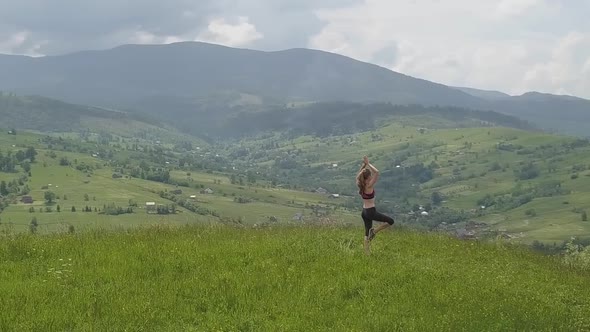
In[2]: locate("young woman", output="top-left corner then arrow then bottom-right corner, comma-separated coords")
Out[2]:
356,156 -> 394,254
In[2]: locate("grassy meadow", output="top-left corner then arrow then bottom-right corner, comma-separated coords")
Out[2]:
1,225 -> 589,331
0,130 -> 356,234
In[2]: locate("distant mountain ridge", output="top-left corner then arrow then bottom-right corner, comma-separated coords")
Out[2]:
0,42 -> 588,136
453,87 -> 511,100
0,93 -> 163,133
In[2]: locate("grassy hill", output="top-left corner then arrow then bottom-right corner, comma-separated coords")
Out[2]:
1,225 -> 589,331
0,130 -> 356,235
222,118 -> 590,245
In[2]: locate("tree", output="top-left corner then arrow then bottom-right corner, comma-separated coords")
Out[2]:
57,205 -> 61,212
59,157 -> 70,166
30,217 -> 38,234
0,181 -> 8,196
84,193 -> 89,201
583,211 -> 588,222
25,147 -> 37,162
431,191 -> 443,205
22,161 -> 31,173
44,191 -> 56,204
15,150 -> 26,162
71,206 -> 76,212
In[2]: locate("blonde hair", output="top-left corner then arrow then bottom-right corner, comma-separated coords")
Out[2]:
356,168 -> 371,194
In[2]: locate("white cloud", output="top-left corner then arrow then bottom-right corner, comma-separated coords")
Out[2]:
0,30 -> 46,56
116,16 -> 263,49
196,16 -> 263,47
494,0 -> 540,18
521,31 -> 590,96
309,0 -> 590,98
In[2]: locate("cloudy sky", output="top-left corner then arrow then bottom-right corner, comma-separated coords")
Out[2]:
1,0 -> 589,98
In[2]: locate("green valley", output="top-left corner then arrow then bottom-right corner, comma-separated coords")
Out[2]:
2,100 -> 589,248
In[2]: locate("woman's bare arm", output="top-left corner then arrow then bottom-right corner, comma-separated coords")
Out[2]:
367,163 -> 380,187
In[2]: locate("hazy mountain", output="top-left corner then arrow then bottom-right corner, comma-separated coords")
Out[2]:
0,42 -> 588,136
453,87 -> 511,100
491,92 -> 590,135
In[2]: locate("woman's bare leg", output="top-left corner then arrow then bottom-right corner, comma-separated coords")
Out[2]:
374,222 -> 391,234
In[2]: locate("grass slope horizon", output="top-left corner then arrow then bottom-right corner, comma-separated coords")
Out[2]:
1,225 -> 589,331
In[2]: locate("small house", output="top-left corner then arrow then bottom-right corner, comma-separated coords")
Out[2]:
189,195 -> 197,199
329,194 -> 340,199
200,188 -> 214,194
146,202 -> 157,214
315,187 -> 329,195
292,213 -> 304,221
21,196 -> 34,204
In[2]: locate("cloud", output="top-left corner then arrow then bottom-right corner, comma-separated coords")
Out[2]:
0,30 -> 47,56
0,0 -> 361,55
197,17 -> 263,47
0,0 -> 588,98
309,0 -> 590,98
494,0 -> 540,18
521,31 -> 590,96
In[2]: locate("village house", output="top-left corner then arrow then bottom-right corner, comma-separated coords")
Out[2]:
21,196 -> 34,204
292,212 -> 304,221
145,202 -> 156,214
200,188 -> 214,194
315,187 -> 329,195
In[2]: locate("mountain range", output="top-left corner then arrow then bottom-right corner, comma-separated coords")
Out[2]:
0,42 -> 588,137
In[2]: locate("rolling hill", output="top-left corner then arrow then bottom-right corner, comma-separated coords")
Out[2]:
1,42 -> 589,136
1,98 -> 589,245
0,93 -> 209,146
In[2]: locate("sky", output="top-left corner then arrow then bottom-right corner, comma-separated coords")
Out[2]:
0,0 -> 589,98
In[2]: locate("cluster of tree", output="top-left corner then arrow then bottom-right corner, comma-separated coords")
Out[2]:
233,196 -> 252,204
155,204 -> 176,215
0,175 -> 31,197
80,206 -> 98,212
158,190 -> 219,217
128,161 -> 171,183
476,181 -> 570,212
0,147 -> 37,173
98,203 -> 133,215
229,172 -> 256,185
532,237 -> 590,255
514,162 -> 540,180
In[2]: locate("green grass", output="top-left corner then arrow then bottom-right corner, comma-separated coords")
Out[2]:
1,225 -> 589,331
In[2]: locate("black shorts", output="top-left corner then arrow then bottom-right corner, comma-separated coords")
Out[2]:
361,207 -> 394,236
